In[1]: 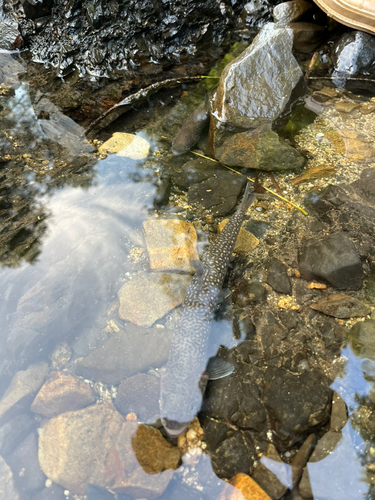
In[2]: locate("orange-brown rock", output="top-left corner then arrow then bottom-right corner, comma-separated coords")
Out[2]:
219,473 -> 272,500
218,220 -> 259,254
31,372 -> 96,418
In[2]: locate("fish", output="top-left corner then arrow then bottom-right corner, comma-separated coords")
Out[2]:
172,100 -> 210,155
160,182 -> 256,437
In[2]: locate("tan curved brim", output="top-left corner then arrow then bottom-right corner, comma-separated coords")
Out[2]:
314,0 -> 375,34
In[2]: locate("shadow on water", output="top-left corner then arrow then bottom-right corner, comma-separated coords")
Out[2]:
0,48 -> 375,500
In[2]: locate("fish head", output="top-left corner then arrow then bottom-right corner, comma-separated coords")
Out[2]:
161,418 -> 190,438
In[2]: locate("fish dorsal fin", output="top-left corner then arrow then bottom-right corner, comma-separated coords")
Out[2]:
191,260 -> 206,283
206,357 -> 234,380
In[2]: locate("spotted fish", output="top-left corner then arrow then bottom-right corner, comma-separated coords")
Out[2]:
160,182 -> 256,437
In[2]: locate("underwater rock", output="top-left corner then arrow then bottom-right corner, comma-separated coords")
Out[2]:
172,101 -> 210,155
273,0 -> 312,23
75,323 -> 174,384
309,294 -> 371,318
188,173 -> 247,217
220,473 -> 272,500
252,444 -> 289,499
210,22 -> 303,130
298,232 -> 364,290
30,483 -> 65,500
38,403 -> 124,495
114,372 -> 160,422
330,392 -> 347,433
347,319 -> 375,360
0,414 -> 36,457
332,31 -> 375,79
0,455 -> 19,500
218,219 -> 259,254
266,257 -> 292,294
263,366 -> 331,446
143,219 -> 199,273
31,372 -> 96,418
6,432 -> 46,493
98,132 -> 150,160
0,362 -> 48,425
118,272 -> 191,327
213,126 -> 305,171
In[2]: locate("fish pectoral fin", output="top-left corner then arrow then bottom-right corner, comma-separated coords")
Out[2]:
206,357 -> 234,380
216,288 -> 231,305
191,259 -> 207,282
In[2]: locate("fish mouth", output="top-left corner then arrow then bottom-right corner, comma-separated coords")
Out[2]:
161,418 -> 190,438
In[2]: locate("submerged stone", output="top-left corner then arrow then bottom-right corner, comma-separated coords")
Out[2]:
298,232 -> 364,290
288,22 -> 325,53
118,272 -> 191,327
218,219 -> 259,254
220,473 -> 272,500
172,101 -> 210,155
348,319 -> 375,361
309,294 -> 371,318
143,219 -> 199,273
266,257 -> 292,294
0,455 -> 19,500
114,373 -> 160,422
273,0 -> 312,23
75,323 -> 174,384
98,133 -> 150,160
211,23 -> 303,129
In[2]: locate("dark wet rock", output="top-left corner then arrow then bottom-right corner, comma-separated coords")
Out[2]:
38,403 -> 124,495
172,157 -> 224,191
0,455 -> 19,500
241,0 -> 274,28
232,279 -> 268,309
263,366 -> 331,446
132,424 -> 181,474
330,392 -> 347,433
23,0 -> 243,79
309,294 -> 371,318
209,430 -> 257,479
290,433 -> 315,489
309,431 -> 342,462
30,483 -> 65,500
347,319 -> 375,360
298,232 -> 364,290
0,362 -> 48,425
75,323 -> 174,384
31,372 -> 96,418
114,373 -> 160,422
252,444 -> 288,499
118,272 -> 191,327
332,31 -> 375,79
210,23 -> 303,130
351,167 -> 375,205
0,414 -> 36,457
273,0 -> 312,23
213,126 -> 305,171
7,432 -> 46,493
172,101 -> 210,155
288,22 -> 325,53
266,258 -> 292,294
188,173 -> 247,217
153,175 -> 172,208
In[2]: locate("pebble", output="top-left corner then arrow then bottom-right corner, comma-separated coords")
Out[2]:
142,219 -> 199,273
118,271 -> 191,327
31,372 -> 96,418
218,220 -> 259,254
98,132 -> 150,159
309,294 -> 371,319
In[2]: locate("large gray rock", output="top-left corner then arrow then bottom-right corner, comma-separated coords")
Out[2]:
75,323 -> 174,384
210,22 -> 303,130
298,232 -> 364,290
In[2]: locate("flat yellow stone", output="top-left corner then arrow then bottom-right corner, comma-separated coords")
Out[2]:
98,132 -> 150,160
218,220 -> 259,254
143,219 -> 199,273
219,473 -> 272,500
278,296 -> 300,311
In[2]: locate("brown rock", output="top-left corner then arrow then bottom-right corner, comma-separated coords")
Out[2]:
291,434 -> 315,488
252,444 -> 288,499
118,272 -> 191,327
38,403 -> 124,495
288,22 -> 325,53
273,0 -> 312,23
0,455 -> 19,500
31,372 -> 96,418
98,132 -> 150,159
132,424 -> 181,474
219,473 -> 272,500
310,294 -> 371,318
142,219 -> 199,273
107,421 -> 176,499
0,362 -> 48,424
309,431 -> 343,462
218,220 -> 259,254
330,392 -> 347,432
291,165 -> 336,185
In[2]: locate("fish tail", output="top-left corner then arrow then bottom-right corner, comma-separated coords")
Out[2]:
240,182 -> 256,211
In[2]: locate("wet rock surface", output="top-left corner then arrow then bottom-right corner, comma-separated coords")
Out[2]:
75,323 -> 174,384
0,414 -> 36,457
114,373 -> 160,422
309,294 -> 371,318
118,272 -> 191,327
332,31 -> 375,80
266,257 -> 292,294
